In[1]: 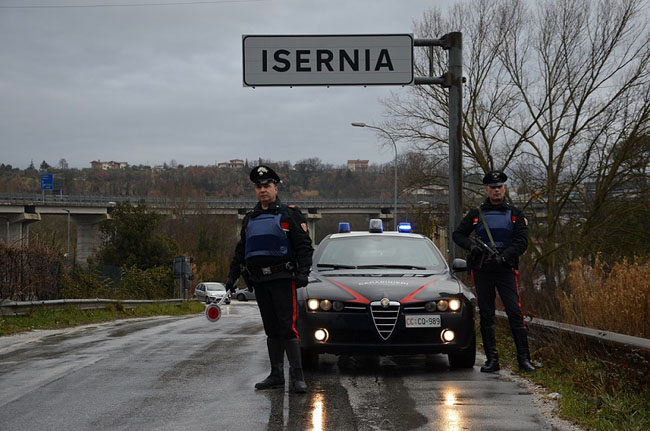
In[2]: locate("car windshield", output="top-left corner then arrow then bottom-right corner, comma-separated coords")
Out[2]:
205,284 -> 225,292
316,235 -> 446,270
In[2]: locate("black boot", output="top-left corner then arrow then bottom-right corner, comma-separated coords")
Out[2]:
480,325 -> 500,373
512,327 -> 536,372
284,339 -> 307,393
255,338 -> 285,389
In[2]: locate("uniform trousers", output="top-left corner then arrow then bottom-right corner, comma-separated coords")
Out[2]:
473,268 -> 525,331
254,278 -> 299,340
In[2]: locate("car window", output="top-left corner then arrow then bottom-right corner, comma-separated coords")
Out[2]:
205,284 -> 225,292
316,236 -> 445,270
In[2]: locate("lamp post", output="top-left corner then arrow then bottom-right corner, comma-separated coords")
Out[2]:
351,122 -> 398,230
63,209 -> 71,258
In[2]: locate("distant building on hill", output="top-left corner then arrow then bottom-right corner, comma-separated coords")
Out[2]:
91,160 -> 129,170
347,159 -> 369,172
217,159 -> 245,168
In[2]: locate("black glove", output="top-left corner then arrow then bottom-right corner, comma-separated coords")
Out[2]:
295,273 -> 309,288
225,279 -> 237,293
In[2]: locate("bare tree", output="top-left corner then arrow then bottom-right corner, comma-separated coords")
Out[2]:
383,0 -> 650,290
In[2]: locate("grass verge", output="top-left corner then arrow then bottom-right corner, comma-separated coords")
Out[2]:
483,320 -> 650,431
0,301 -> 205,337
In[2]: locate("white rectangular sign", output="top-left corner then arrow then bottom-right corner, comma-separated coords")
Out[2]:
242,34 -> 414,86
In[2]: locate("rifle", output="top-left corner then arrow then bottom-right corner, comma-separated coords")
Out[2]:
470,236 -> 504,267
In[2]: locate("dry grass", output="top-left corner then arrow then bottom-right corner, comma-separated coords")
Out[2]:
558,256 -> 650,338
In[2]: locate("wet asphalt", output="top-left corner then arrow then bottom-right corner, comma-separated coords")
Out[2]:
0,302 -> 577,430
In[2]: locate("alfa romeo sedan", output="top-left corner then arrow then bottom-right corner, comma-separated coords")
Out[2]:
297,220 -> 476,368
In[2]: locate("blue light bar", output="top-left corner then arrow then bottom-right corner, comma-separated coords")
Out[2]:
398,222 -> 413,233
338,222 -> 351,233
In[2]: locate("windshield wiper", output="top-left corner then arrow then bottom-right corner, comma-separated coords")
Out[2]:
316,263 -> 357,270
355,264 -> 427,270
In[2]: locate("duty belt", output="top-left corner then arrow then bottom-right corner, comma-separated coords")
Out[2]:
246,262 -> 294,277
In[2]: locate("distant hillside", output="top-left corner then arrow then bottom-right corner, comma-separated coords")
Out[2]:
0,160 -> 399,201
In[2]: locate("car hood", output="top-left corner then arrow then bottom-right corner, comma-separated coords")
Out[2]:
303,271 -> 464,304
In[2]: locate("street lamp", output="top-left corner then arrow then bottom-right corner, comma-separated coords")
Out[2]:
63,209 -> 71,258
351,122 -> 399,230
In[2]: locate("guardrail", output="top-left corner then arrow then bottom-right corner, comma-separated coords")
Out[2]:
0,298 -> 193,316
495,310 -> 650,351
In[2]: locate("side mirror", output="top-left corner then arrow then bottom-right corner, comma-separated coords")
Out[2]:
452,258 -> 467,272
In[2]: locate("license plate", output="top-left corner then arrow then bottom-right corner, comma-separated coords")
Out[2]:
405,314 -> 441,328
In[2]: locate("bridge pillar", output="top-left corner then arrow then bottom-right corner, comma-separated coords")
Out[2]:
235,210 -> 248,240
2,213 -> 41,246
71,214 -> 108,265
306,211 -> 321,245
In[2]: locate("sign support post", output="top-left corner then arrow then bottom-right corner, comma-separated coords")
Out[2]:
243,32 -> 463,263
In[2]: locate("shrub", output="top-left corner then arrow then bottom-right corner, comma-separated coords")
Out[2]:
61,264 -> 113,299
558,256 -> 650,338
0,239 -> 61,301
117,265 -> 175,299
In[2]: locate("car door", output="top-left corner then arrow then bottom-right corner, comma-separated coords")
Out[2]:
195,283 -> 205,300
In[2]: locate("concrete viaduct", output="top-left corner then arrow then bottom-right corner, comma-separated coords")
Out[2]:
0,194 -> 427,264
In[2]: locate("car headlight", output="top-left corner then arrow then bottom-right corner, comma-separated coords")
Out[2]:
320,300 -> 332,311
307,299 -> 320,311
425,301 -> 436,312
437,300 -> 449,311
449,298 -> 461,311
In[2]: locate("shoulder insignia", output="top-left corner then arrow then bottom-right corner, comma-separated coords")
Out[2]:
301,222 -> 308,232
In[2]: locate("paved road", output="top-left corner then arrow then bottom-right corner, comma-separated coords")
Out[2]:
0,302 -> 577,430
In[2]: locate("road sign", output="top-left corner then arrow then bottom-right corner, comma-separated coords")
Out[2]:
40,174 -> 53,190
243,34 -> 413,86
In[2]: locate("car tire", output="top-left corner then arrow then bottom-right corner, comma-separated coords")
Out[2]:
237,293 -> 246,301
448,331 -> 476,369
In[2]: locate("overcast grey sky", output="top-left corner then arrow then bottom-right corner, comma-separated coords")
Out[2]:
0,0 -> 454,169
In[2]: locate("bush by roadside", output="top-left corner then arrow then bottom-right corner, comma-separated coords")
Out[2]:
558,256 -> 650,339
61,263 -> 176,300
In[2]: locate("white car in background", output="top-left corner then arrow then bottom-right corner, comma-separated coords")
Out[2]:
194,282 -> 230,304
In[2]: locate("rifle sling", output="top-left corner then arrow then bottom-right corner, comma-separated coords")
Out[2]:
478,207 -> 498,250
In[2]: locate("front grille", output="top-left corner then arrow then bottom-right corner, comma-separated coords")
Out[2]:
370,300 -> 400,340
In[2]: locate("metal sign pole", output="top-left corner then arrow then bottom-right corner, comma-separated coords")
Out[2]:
414,33 -> 463,264
447,32 -> 463,263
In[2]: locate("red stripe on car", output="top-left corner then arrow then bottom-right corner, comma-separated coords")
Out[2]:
326,278 -> 371,304
400,278 -> 440,303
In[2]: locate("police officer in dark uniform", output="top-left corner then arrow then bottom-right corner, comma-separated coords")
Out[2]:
452,170 -> 535,372
225,165 -> 314,393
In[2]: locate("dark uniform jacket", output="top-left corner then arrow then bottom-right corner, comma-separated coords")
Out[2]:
227,198 -> 314,284
452,198 -> 528,271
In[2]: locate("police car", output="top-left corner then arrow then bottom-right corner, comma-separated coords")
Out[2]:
297,220 -> 476,368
